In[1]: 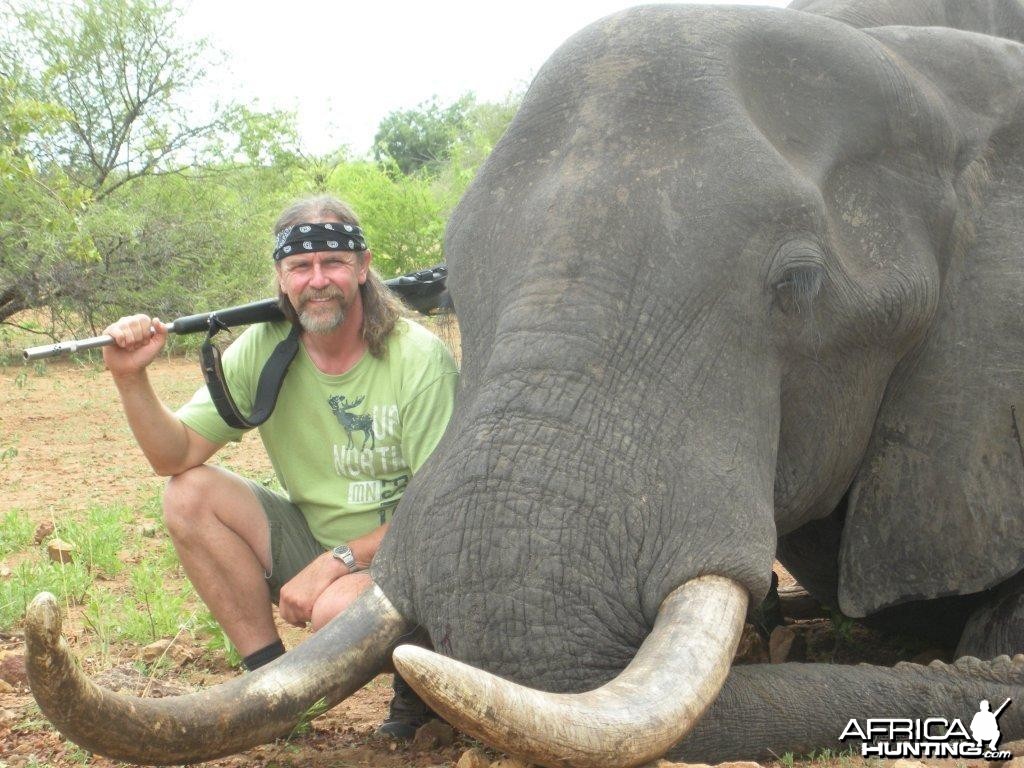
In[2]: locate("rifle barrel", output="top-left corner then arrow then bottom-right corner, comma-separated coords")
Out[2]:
22,298 -> 283,362
21,264 -> 449,362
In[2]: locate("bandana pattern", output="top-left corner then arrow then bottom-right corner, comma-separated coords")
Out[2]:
273,222 -> 367,261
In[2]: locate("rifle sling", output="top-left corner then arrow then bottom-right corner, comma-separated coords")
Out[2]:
201,319 -> 302,429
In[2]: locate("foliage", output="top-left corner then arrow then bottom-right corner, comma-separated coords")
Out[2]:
373,93 -> 476,176
0,0 -> 295,330
0,2 -> 518,348
0,561 -> 91,628
0,509 -> 33,558
56,505 -> 132,578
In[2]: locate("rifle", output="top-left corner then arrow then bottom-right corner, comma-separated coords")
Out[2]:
23,265 -> 449,361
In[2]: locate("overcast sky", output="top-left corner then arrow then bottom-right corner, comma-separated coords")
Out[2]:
179,1 -> 790,157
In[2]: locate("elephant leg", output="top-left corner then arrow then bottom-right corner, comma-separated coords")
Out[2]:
668,656 -> 1024,763
957,572 -> 1024,659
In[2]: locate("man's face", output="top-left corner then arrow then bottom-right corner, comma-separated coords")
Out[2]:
276,231 -> 370,334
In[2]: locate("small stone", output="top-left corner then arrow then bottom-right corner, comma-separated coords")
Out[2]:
412,719 -> 455,750
0,654 -> 28,687
0,562 -> 10,578
490,759 -> 532,768
769,625 -> 805,663
47,538 -> 74,564
33,521 -> 54,544
457,748 -> 491,768
0,708 -> 17,723
892,761 -> 929,768
140,639 -> 194,666
140,523 -> 158,538
141,639 -> 173,663
716,762 -> 764,768
0,678 -> 14,693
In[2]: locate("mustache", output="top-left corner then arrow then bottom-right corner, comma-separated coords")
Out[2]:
298,287 -> 345,305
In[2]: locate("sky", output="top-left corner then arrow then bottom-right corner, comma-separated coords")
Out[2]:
179,0 -> 790,158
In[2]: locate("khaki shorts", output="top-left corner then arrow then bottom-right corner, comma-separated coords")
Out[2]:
242,479 -> 326,602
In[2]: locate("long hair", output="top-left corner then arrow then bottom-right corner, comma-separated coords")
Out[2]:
273,195 -> 405,358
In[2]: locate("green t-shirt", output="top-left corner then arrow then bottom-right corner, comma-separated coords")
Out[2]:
177,317 -> 458,546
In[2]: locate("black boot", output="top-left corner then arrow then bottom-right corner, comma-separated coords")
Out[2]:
376,673 -> 436,740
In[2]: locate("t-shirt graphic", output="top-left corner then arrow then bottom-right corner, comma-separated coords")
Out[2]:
328,394 -> 375,450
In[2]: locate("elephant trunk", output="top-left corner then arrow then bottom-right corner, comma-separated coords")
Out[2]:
671,655 -> 1024,763
393,575 -> 749,768
25,585 -> 408,765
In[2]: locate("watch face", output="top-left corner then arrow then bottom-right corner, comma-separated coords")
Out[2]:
333,545 -> 356,570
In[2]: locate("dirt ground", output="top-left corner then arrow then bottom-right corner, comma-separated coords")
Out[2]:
0,354 -> 1009,768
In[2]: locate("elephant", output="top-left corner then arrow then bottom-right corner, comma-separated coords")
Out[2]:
23,1 -> 1024,766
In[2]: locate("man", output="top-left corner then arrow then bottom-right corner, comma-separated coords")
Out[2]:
102,194 -> 458,739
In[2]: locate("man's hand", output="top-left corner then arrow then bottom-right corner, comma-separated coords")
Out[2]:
102,314 -> 168,378
278,552 -> 349,628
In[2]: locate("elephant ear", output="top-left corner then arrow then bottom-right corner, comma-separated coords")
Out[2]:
838,26 -> 1024,617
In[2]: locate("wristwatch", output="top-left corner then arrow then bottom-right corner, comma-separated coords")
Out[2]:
331,544 -> 358,572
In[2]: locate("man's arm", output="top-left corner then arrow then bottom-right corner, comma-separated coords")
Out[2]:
104,314 -> 224,475
277,522 -> 389,627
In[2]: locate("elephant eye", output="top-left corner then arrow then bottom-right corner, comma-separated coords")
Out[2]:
770,240 -> 826,316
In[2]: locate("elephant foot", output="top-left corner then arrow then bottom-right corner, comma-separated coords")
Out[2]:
957,572 -> 1024,659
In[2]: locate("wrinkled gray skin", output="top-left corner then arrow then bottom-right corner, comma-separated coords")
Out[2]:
371,0 -> 1024,759
25,1 -> 1024,764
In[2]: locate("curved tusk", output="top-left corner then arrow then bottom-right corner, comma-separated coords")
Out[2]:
26,584 -> 408,765
394,574 -> 748,768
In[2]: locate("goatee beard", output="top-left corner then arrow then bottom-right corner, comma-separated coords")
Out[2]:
297,290 -> 347,334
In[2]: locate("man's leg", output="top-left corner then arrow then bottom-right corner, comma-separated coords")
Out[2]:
163,465 -> 278,657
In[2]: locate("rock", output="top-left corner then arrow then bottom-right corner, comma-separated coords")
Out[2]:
140,523 -> 158,538
47,538 -> 74,564
733,623 -> 768,664
33,521 -> 54,544
716,763 -> 764,768
490,759 -> 532,768
0,678 -> 13,693
0,653 -> 28,687
892,761 -> 929,768
140,639 -> 194,666
769,625 -> 806,663
0,562 -> 10,578
412,718 -> 455,750
141,639 -> 173,663
457,747 -> 491,768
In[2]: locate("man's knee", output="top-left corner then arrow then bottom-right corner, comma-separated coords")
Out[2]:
163,466 -> 218,539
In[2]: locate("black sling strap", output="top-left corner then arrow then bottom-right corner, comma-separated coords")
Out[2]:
195,263 -> 448,429
201,318 -> 302,429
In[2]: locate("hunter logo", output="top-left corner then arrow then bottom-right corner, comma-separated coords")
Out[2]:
839,699 -> 1012,760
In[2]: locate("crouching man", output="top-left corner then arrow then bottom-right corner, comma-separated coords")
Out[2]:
102,194 -> 458,740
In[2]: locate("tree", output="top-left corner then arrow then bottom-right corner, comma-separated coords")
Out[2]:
0,0 -> 298,331
7,0 -> 227,199
373,94 -> 476,176
0,57 -> 98,325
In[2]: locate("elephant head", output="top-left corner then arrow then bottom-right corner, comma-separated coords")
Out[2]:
25,3 -> 1024,767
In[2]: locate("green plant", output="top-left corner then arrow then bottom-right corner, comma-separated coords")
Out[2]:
0,508 -> 33,557
56,504 -> 130,577
196,609 -> 242,668
130,560 -> 188,642
0,560 -> 91,629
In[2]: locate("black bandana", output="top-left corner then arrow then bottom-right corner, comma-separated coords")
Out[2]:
273,222 -> 368,261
